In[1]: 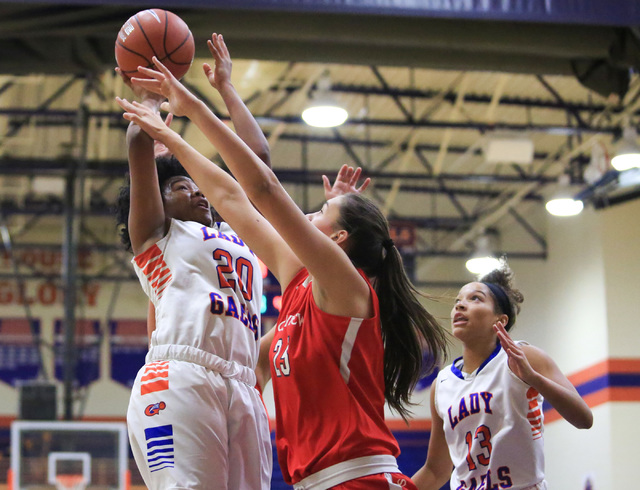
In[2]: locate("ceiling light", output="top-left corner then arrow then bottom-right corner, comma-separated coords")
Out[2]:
545,174 -> 584,217
611,125 -> 640,171
301,72 -> 348,128
465,231 -> 501,275
466,256 -> 501,275
301,103 -> 348,128
545,198 -> 584,216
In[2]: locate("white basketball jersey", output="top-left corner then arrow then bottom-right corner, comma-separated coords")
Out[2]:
132,219 -> 262,369
434,343 -> 545,490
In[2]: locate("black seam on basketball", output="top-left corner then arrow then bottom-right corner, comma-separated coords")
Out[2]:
166,32 -> 193,64
135,12 -> 161,58
163,10 -> 169,61
116,41 -> 153,67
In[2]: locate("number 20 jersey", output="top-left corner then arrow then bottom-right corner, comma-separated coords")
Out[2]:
434,343 -> 545,490
132,219 -> 262,369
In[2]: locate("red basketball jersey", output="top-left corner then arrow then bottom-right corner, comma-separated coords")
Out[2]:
270,268 -> 400,485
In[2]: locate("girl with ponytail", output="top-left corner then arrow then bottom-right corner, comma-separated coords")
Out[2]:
116,56 -> 448,490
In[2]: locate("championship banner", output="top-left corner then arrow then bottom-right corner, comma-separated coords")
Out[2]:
54,319 -> 101,388
0,318 -> 41,386
109,319 -> 148,388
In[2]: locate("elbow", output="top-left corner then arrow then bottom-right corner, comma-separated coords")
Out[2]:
255,361 -> 271,393
247,168 -> 280,200
580,411 -> 594,430
255,146 -> 272,169
573,409 -> 594,430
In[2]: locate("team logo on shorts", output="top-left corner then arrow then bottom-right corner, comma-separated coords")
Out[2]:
144,401 -> 166,416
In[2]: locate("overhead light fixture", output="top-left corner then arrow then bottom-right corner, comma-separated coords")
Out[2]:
545,197 -> 583,216
302,104 -> 348,128
301,72 -> 348,128
611,124 -> 640,171
465,230 -> 501,275
31,176 -> 66,196
545,174 -> 584,216
484,133 -> 534,165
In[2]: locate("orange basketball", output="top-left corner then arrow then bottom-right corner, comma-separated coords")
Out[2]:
115,9 -> 195,80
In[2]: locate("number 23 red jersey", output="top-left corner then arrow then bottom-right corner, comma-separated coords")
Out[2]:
270,268 -> 400,485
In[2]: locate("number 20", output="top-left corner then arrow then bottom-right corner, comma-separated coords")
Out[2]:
213,249 -> 253,301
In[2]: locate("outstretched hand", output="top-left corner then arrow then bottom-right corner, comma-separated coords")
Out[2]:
116,66 -> 164,104
494,321 -> 537,386
203,33 -> 232,90
129,57 -> 198,117
323,165 -> 371,200
116,97 -> 177,146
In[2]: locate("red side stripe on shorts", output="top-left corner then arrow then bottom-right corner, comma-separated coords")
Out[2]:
140,361 -> 169,395
140,370 -> 168,382
141,379 -> 169,395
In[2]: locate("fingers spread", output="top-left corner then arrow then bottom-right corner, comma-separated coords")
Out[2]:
344,167 -> 354,181
137,65 -> 164,80
151,56 -> 173,78
207,40 -> 218,58
218,34 -> 230,57
115,97 -> 132,110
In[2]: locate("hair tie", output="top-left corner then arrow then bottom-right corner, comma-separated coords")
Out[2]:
382,238 -> 395,250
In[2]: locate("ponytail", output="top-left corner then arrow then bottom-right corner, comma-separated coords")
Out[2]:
376,245 -> 449,420
337,193 -> 449,420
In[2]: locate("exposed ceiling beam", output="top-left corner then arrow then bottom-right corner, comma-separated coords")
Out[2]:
1,107 -> 619,136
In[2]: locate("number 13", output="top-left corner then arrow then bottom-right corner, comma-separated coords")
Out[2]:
464,425 -> 492,470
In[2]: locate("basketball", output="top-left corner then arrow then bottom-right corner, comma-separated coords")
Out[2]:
115,9 -> 195,80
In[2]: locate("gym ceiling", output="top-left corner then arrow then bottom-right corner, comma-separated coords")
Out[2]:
0,0 -> 639,287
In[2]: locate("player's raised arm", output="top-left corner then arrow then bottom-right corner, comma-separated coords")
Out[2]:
204,33 -> 271,167
117,77 -> 168,256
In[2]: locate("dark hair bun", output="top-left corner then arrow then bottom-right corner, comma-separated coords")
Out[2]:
480,258 -> 524,329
